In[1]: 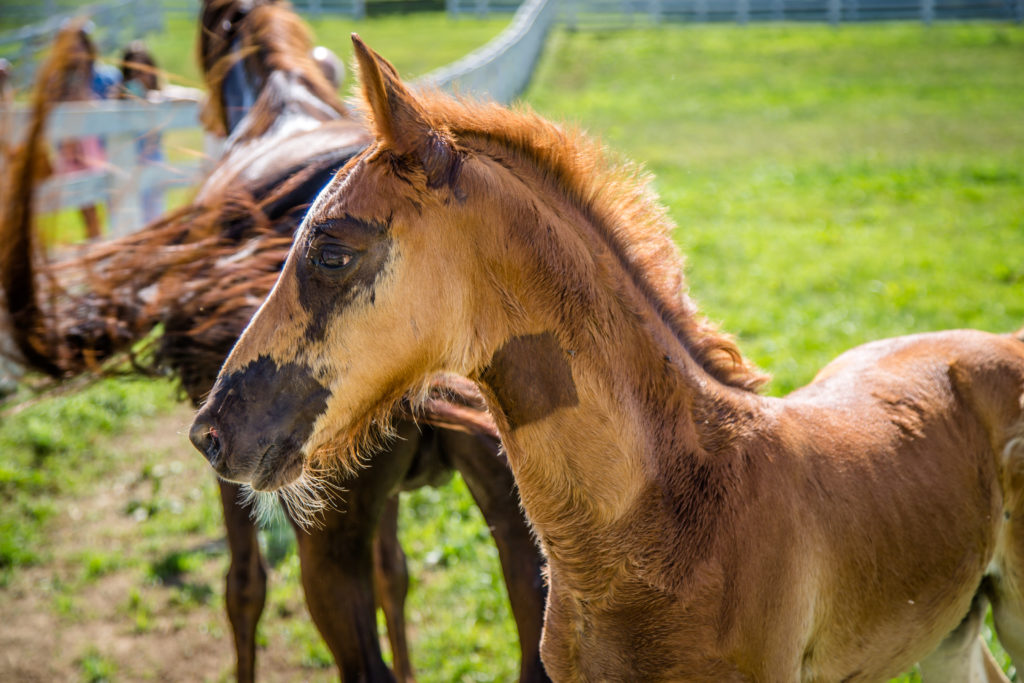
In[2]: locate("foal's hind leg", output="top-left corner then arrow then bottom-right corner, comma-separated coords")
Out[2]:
989,431 -> 1024,668
218,480 -> 268,683
442,428 -> 551,683
374,494 -> 414,682
919,591 -> 1009,683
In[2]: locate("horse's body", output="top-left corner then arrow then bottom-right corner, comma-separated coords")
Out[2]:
2,8 -> 548,682
191,38 -> 1024,680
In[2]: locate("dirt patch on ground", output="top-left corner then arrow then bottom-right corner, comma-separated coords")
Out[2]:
0,402 -> 336,682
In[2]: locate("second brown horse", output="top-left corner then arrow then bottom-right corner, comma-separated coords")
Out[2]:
0,4 -> 548,681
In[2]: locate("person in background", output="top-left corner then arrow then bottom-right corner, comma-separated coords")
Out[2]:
120,41 -> 165,223
54,22 -> 120,239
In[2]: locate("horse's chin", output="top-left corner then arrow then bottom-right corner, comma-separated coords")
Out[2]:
249,446 -> 305,492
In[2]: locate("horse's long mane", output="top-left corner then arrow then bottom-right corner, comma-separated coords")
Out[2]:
198,0 -> 347,137
400,94 -> 768,392
0,18 -> 322,389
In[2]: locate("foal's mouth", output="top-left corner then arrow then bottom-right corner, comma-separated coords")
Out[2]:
249,443 -> 305,492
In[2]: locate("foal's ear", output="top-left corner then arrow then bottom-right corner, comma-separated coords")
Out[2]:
351,34 -> 460,189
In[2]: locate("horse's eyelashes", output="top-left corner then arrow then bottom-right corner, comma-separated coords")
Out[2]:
313,242 -> 356,272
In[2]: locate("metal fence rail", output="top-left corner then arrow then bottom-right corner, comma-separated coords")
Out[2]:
562,0 -> 1022,26
423,0 -> 557,102
289,0 -> 368,16
446,0 -> 1021,22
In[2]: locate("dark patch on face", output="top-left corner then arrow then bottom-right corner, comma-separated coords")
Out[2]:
190,355 -> 330,486
480,332 -> 579,430
297,214 -> 393,343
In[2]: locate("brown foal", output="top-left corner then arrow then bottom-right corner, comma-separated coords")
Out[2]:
190,37 -> 1024,681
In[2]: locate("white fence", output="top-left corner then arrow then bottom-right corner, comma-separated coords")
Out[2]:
448,0 -> 1022,21
423,0 -> 557,103
2,97 -> 205,237
561,0 -> 1022,26
0,0 -> 557,236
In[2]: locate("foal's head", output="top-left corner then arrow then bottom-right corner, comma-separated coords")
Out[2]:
191,37 -> 486,490
190,35 -> 765,493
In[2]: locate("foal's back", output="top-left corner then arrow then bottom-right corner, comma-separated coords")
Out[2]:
762,329 -> 1024,680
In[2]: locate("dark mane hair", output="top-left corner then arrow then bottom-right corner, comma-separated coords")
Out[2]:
198,0 -> 347,136
0,16 -> 336,385
398,93 -> 768,392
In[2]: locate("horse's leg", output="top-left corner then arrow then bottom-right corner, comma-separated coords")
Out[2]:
374,494 -> 415,682
919,592 -> 1009,683
291,502 -> 393,683
990,531 -> 1024,669
989,431 -> 1024,668
218,479 -> 267,683
288,422 -> 421,683
441,428 -> 551,683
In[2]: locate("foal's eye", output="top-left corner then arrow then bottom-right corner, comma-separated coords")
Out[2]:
313,243 -> 355,271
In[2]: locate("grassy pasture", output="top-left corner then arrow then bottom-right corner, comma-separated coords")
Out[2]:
3,18 -> 1023,682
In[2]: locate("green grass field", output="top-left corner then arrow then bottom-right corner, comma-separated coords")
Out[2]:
144,12 -> 510,88
3,18 -> 1024,682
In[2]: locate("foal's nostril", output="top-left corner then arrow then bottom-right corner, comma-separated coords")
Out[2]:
189,420 -> 223,467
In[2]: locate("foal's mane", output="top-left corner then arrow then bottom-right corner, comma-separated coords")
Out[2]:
408,94 -> 768,392
199,0 -> 347,137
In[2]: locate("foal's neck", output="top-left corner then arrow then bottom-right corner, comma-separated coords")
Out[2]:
462,150 -> 748,584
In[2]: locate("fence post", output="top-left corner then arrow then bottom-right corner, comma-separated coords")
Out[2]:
736,0 -> 749,23
696,0 -> 708,22
353,0 -> 366,19
921,0 -> 934,23
107,132 -> 141,238
448,0 -> 460,17
649,0 -> 663,22
153,0 -> 166,34
565,0 -> 578,30
827,0 -> 840,23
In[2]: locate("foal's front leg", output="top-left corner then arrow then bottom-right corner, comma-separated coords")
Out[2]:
374,494 -> 414,682
441,428 -> 551,683
288,422 -> 422,682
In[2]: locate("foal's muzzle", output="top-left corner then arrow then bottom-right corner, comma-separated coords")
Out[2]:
187,355 -> 332,490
